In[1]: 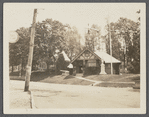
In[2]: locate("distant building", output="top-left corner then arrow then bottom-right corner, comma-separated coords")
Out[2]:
55,51 -> 70,74
33,51 -> 70,72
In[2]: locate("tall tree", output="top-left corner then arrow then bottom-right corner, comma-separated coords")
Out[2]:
33,19 -> 69,70
127,10 -> 140,73
65,26 -> 82,60
9,27 -> 30,72
105,22 -> 122,60
9,19 -> 68,72
85,24 -> 101,51
105,17 -> 140,73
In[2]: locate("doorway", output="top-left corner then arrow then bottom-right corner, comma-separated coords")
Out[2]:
76,60 -> 83,73
79,65 -> 83,73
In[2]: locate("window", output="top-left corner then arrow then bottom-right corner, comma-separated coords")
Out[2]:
87,60 -> 96,67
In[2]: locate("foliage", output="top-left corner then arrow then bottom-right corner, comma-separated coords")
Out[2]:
34,19 -> 67,61
64,26 -> 82,60
127,26 -> 140,73
9,18 -> 83,72
9,27 -> 30,70
55,53 -> 69,74
85,24 -> 101,51
105,17 -> 140,73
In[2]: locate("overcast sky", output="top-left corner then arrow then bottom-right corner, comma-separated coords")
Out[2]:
4,3 -> 143,44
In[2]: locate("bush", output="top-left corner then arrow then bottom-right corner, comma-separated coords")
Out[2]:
127,61 -> 140,74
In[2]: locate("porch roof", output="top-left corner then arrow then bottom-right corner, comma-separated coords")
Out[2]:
71,48 -> 101,63
94,51 -> 121,63
61,51 -> 70,62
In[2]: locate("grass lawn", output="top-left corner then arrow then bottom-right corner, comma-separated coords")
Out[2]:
83,74 -> 140,88
83,74 -> 140,82
96,82 -> 135,88
10,71 -> 93,86
10,71 -> 140,88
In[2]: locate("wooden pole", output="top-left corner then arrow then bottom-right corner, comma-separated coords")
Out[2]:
109,30 -> 113,74
24,9 -> 37,91
109,18 -> 113,75
83,59 -> 85,76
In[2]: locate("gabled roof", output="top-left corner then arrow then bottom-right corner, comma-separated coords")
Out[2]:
71,48 -> 102,63
94,51 -> 121,63
61,51 -> 70,62
67,63 -> 73,68
71,48 -> 121,63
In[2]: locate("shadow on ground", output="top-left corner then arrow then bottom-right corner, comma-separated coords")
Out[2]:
64,75 -> 75,79
30,71 -> 55,82
10,71 -> 56,82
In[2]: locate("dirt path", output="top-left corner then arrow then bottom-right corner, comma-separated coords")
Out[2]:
74,76 -> 101,86
74,76 -> 135,86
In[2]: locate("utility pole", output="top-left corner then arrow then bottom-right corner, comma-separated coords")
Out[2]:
123,35 -> 127,73
109,29 -> 113,74
24,9 -> 37,91
108,17 -> 113,75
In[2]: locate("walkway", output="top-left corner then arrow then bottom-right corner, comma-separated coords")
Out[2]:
74,76 -> 101,86
74,76 -> 135,86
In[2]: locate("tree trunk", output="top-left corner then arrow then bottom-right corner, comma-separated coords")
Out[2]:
46,61 -> 49,72
21,58 -> 23,76
123,51 -> 125,73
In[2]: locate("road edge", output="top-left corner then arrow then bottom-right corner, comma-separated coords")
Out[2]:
29,91 -> 36,109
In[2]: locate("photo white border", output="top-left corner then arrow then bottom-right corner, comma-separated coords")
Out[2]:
3,3 -> 146,114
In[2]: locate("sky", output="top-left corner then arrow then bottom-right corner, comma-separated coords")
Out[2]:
4,3 -> 143,44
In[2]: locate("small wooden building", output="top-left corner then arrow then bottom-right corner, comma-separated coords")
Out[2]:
55,51 -> 70,74
71,48 -> 121,75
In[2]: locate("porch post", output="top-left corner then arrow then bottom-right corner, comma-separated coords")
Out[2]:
100,60 -> 107,74
83,60 -> 85,76
73,66 -> 76,76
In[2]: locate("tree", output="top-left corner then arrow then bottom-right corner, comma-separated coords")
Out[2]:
34,19 -> 69,71
85,24 -> 101,51
104,17 -> 140,73
9,27 -> 30,73
64,26 -> 82,60
127,10 -> 140,73
9,19 -> 68,73
9,43 -> 21,72
105,22 -> 123,60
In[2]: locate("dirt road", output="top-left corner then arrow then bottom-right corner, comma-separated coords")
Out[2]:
10,80 -> 140,109
29,82 -> 140,108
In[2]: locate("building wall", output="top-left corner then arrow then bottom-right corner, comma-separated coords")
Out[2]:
105,63 -> 111,74
73,59 -> 101,75
84,67 -> 100,75
105,63 -> 120,74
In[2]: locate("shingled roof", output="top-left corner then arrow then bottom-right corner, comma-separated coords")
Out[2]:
94,51 -> 121,63
61,51 -> 70,62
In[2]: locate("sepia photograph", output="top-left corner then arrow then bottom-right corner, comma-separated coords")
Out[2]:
3,3 -> 146,114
